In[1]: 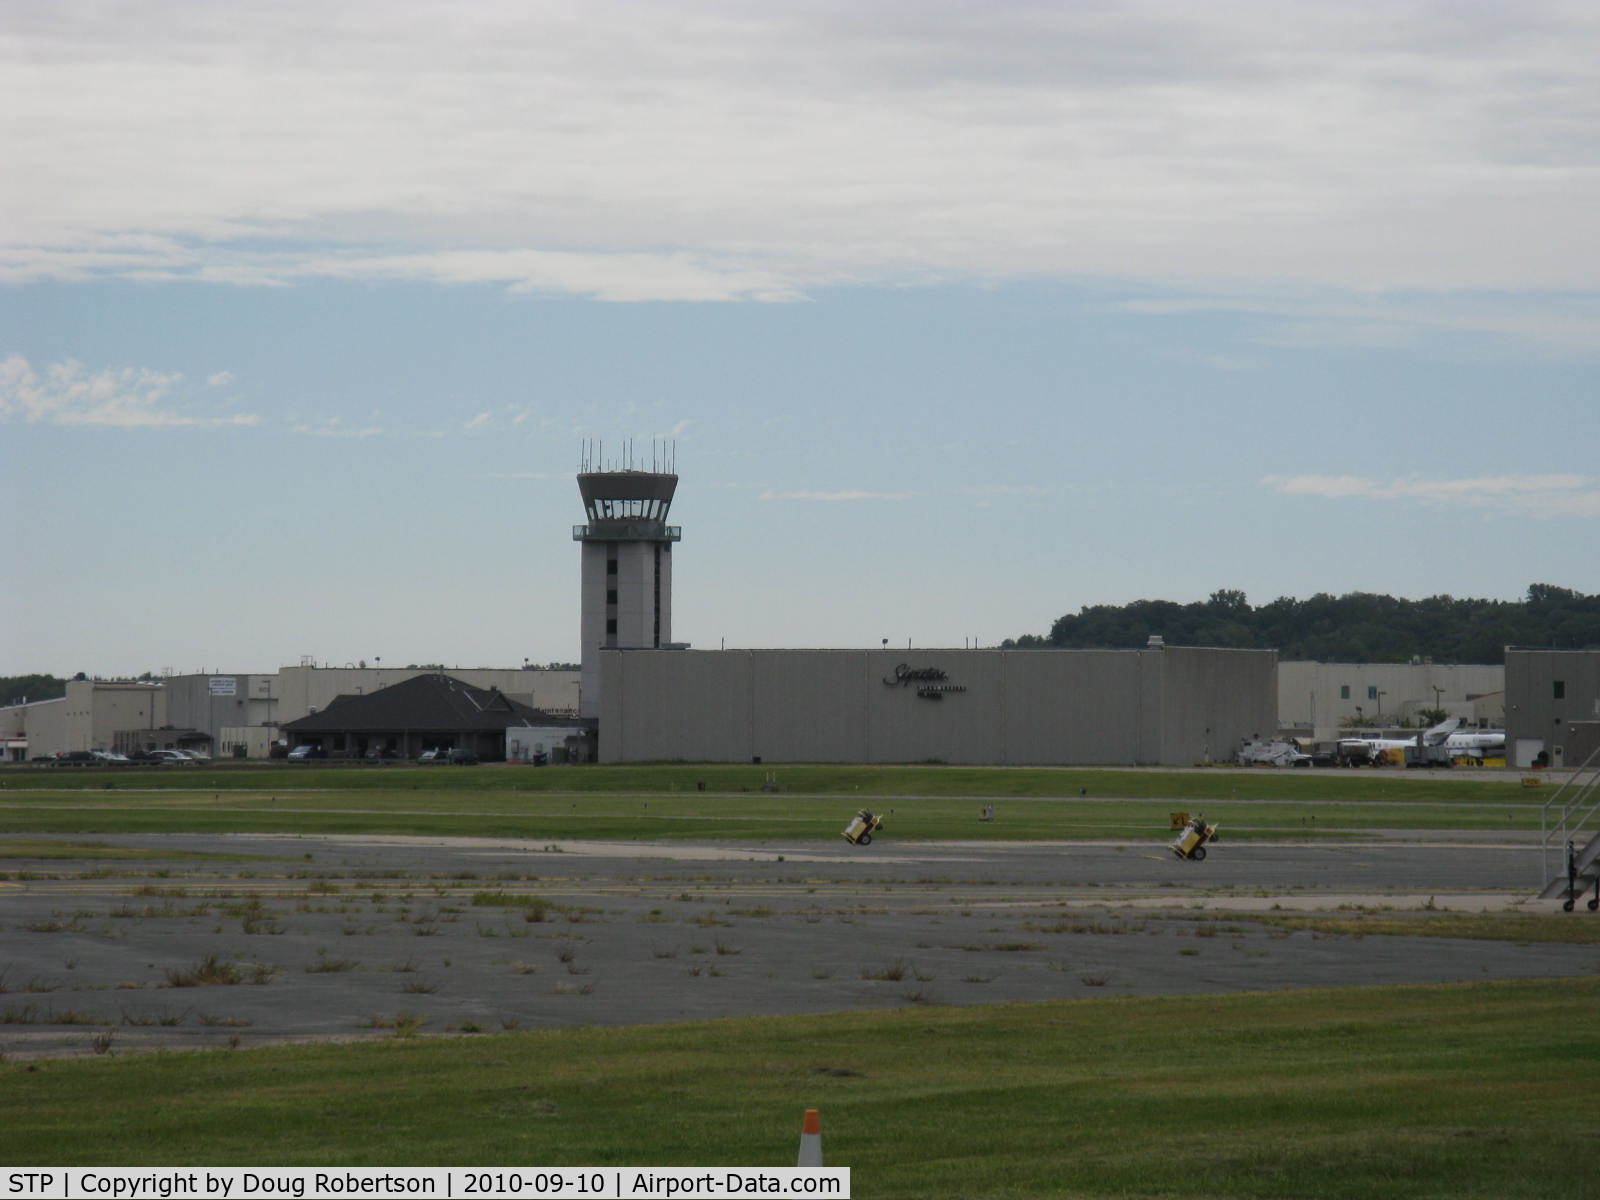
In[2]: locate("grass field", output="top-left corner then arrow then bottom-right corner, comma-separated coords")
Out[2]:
0,761 -> 1539,803
4,978 -> 1593,1198
0,764 -> 1549,842
0,837 -> 270,862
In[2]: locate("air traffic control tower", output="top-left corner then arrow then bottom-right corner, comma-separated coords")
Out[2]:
574,442 -> 680,718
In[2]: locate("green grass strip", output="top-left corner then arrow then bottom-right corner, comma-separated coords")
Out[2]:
0,784 -> 1545,841
2,762 -> 1539,805
0,838 -> 269,862
4,978 -> 1595,1197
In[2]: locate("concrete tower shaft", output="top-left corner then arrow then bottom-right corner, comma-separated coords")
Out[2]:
574,470 -> 681,718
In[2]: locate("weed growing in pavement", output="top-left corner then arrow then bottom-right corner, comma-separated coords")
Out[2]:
163,955 -> 247,988
305,953 -> 360,973
365,1012 -> 427,1037
2,1005 -> 108,1025
119,1008 -> 188,1027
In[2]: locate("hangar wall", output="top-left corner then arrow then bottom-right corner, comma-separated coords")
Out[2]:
600,646 -> 1276,766
1506,649 -> 1600,769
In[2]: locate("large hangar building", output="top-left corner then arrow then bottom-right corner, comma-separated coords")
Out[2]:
599,644 -> 1276,766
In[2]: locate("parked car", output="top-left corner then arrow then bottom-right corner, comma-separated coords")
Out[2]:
286,744 -> 325,761
416,748 -> 449,764
446,749 -> 479,766
51,751 -> 102,766
147,749 -> 196,763
182,749 -> 212,763
91,750 -> 131,764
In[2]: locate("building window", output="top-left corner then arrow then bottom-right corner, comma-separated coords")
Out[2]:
606,558 -> 618,576
1339,685 -> 1349,700
1553,680 -> 1565,699
1367,686 -> 1378,700
606,618 -> 617,634
606,589 -> 618,605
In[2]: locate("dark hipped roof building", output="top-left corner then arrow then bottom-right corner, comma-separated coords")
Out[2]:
280,673 -> 589,761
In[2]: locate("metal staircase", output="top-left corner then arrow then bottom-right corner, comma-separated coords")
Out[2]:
1538,743 -> 1600,909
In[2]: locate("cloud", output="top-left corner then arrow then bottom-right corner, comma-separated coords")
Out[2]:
3,0 -> 1599,329
1263,473 -> 1600,518
758,489 -> 917,502
1117,290 -> 1600,357
205,371 -> 235,387
292,418 -> 383,439
0,354 -> 261,429
963,484 -> 1051,497
463,411 -> 492,430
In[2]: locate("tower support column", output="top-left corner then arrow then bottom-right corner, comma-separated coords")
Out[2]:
574,468 -> 680,719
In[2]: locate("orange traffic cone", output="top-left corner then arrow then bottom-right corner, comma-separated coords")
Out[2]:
797,1109 -> 823,1167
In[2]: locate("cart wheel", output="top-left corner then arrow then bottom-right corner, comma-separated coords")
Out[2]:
1588,898 -> 1599,912
1563,898 -> 1576,912
857,833 -> 872,846
1190,846 -> 1206,861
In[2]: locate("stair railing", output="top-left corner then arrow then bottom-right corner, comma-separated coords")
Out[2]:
1540,741 -> 1600,889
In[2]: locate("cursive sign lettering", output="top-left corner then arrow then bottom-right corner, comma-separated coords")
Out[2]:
883,663 -> 966,698
883,663 -> 949,687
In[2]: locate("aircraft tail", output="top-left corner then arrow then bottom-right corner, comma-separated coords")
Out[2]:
1422,717 -> 1466,745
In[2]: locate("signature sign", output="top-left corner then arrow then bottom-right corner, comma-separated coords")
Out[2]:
883,663 -> 967,699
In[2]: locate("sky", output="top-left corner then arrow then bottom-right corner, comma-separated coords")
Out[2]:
3,0 -> 1598,677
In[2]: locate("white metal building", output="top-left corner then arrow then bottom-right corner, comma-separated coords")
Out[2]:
1277,661 -> 1505,740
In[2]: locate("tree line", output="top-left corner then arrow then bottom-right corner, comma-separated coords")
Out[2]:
1,674 -> 69,706
1003,583 -> 1600,664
